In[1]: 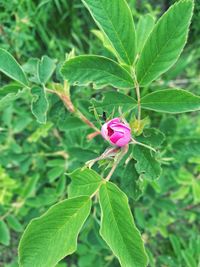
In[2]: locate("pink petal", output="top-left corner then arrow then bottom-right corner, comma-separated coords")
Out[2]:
107,118 -> 120,127
110,132 -> 124,144
101,122 -> 109,140
116,134 -> 131,147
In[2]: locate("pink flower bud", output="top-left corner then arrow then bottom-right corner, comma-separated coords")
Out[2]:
101,118 -> 131,147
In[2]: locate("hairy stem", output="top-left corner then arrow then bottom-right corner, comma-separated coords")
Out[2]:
132,69 -> 141,125
46,84 -> 100,133
105,145 -> 129,181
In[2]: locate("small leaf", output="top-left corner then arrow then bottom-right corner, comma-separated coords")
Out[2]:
61,56 -> 134,89
121,159 -> 143,200
67,147 -> 98,163
6,215 -> 23,232
47,167 -> 64,182
181,250 -> 196,267
56,175 -> 66,196
136,128 -> 165,148
23,57 -> 40,84
19,196 -> 91,267
31,86 -> 49,124
169,234 -> 182,260
82,0 -> 136,65
0,48 -> 28,86
141,89 -> 200,113
58,117 -> 88,132
0,220 -> 10,246
171,186 -> 190,200
93,91 -> 137,112
172,138 -> 200,161
68,168 -> 102,198
99,182 -> 148,267
21,174 -> 40,198
192,181 -> 200,204
132,145 -> 161,180
38,55 -> 56,85
160,116 -> 177,136
175,168 -> 193,185
136,14 -> 155,54
136,0 -> 194,86
0,84 -> 25,110
130,116 -> 150,136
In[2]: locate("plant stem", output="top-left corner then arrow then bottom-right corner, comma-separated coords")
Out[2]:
86,147 -> 119,168
132,69 -> 141,124
46,85 -> 100,133
105,145 -> 129,181
131,138 -> 156,152
76,110 -> 100,133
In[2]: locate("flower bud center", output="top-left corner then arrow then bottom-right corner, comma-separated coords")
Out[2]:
107,127 -> 114,137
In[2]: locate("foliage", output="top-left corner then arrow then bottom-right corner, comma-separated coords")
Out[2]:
0,0 -> 200,267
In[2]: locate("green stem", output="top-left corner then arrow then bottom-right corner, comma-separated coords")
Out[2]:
131,138 -> 156,153
132,69 -> 141,126
105,145 -> 129,181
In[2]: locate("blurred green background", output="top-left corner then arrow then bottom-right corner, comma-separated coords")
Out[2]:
0,0 -> 200,266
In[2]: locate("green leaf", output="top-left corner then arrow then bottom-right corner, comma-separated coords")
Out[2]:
93,91 -> 137,112
6,215 -> 23,233
121,159 -> 143,200
192,181 -> 200,204
38,55 -> 56,85
172,138 -> 200,160
82,0 -> 136,65
92,29 -> 118,58
136,0 -> 194,86
0,220 -> 10,246
68,168 -> 102,198
99,182 -> 148,267
141,89 -> 200,113
0,48 -> 28,86
58,117 -> 88,132
28,122 -> 53,142
47,167 -> 64,182
0,84 -> 25,110
31,86 -> 49,124
136,14 -> 155,54
21,174 -> 40,198
61,55 -> 134,89
171,186 -> 190,200
56,175 -> 66,196
160,116 -> 177,136
181,250 -> 196,267
19,196 -> 92,267
67,147 -> 98,163
175,168 -> 193,185
136,128 -> 165,148
169,234 -> 182,260
132,145 -> 162,180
